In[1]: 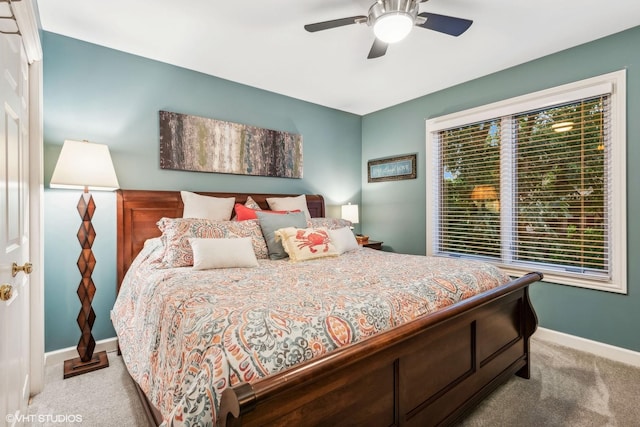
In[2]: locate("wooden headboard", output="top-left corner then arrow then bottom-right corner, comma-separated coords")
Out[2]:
116,189 -> 325,291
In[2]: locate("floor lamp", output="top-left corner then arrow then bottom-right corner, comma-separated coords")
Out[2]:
50,140 -> 119,379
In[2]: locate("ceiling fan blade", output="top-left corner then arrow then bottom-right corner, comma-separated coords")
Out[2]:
417,12 -> 473,36
304,15 -> 367,32
367,38 -> 388,59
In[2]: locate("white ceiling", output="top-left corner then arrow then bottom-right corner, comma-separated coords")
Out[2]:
36,0 -> 640,115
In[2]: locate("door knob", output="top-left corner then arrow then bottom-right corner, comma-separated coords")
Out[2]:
0,284 -> 12,301
12,262 -> 32,277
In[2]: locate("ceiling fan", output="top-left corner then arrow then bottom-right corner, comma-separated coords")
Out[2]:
304,0 -> 473,59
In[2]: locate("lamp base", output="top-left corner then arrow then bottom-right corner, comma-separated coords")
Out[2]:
63,351 -> 109,379
356,234 -> 369,245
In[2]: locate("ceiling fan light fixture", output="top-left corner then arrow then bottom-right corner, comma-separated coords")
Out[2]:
373,13 -> 413,43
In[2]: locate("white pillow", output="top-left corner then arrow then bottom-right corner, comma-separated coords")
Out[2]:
189,237 -> 259,270
266,195 -> 311,220
181,191 -> 235,221
328,227 -> 360,254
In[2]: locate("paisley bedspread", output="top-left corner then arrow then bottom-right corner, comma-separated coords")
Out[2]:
111,238 -> 510,426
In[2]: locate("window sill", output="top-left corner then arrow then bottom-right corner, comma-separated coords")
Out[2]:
499,265 -> 626,294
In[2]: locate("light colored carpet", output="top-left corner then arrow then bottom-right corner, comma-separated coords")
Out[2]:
456,337 -> 640,427
28,337 -> 640,426
28,352 -> 148,427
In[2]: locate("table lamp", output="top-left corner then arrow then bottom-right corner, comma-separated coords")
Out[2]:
341,203 -> 359,229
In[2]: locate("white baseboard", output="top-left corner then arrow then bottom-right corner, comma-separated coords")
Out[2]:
44,337 -> 118,367
534,327 -> 640,368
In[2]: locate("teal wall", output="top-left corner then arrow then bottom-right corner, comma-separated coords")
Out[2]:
42,32 -> 362,352
361,26 -> 640,352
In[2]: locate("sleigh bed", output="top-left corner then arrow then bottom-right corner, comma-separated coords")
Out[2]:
113,189 -> 542,427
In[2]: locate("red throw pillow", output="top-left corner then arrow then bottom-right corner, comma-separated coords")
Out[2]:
235,203 -> 260,220
234,203 -> 299,221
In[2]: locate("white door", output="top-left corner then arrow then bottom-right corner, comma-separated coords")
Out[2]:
0,30 -> 31,427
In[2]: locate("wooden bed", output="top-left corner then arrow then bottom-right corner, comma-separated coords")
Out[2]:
115,189 -> 542,427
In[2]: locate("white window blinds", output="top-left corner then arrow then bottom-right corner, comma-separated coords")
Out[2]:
512,97 -> 610,277
426,70 -> 626,293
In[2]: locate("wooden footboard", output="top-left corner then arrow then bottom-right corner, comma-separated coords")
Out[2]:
218,272 -> 541,427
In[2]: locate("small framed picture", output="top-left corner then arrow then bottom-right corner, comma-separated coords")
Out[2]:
367,154 -> 417,183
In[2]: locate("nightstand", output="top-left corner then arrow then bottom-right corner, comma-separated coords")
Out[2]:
362,240 -> 383,250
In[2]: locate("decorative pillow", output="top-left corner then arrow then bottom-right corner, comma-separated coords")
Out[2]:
255,211 -> 308,260
189,237 -> 259,270
307,217 -> 353,230
275,227 -> 338,262
328,227 -> 360,254
235,203 -> 260,220
181,191 -> 235,221
157,217 -> 268,267
244,195 -> 262,210
234,203 -> 300,221
266,195 -> 311,220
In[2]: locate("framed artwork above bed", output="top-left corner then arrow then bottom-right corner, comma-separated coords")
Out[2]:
159,110 -> 303,178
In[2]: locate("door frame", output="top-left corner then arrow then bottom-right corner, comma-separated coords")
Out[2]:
12,0 -> 44,395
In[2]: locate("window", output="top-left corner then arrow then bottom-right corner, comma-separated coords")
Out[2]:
426,71 -> 626,293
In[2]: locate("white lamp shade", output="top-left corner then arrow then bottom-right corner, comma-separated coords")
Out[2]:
50,140 -> 120,191
373,13 -> 413,43
341,203 -> 359,224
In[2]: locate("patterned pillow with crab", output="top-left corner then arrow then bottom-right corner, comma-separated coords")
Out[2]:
274,227 -> 339,262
